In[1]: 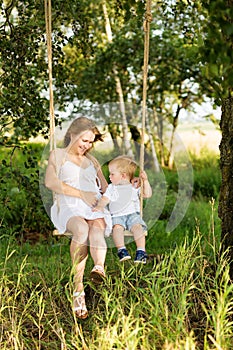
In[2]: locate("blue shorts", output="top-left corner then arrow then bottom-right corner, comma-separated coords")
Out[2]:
112,212 -> 147,232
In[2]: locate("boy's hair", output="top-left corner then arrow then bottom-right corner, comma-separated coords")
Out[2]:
109,156 -> 138,180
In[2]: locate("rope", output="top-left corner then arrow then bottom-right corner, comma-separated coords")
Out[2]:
44,0 -> 56,153
140,0 -> 152,214
45,0 -> 59,214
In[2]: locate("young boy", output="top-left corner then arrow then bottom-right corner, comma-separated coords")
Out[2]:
93,156 -> 152,263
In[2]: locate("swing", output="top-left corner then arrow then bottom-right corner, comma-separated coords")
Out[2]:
44,0 -> 152,238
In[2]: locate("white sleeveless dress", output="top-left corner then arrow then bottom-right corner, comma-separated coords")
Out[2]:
50,160 -> 112,236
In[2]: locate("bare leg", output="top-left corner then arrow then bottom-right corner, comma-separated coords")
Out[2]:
112,224 -> 125,249
88,218 -> 107,268
66,216 -> 89,293
131,224 -> 146,250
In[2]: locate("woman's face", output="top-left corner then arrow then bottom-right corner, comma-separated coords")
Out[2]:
70,130 -> 95,155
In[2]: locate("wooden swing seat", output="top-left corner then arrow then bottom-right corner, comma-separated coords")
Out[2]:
53,229 -> 147,237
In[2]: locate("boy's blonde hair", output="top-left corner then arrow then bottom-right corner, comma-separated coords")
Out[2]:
109,156 -> 138,181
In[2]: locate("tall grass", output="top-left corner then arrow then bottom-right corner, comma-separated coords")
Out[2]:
1,146 -> 231,349
0,212 -> 232,349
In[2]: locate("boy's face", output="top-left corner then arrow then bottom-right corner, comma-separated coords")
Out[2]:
109,164 -> 125,185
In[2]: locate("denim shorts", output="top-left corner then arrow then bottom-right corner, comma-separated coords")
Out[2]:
112,212 -> 147,231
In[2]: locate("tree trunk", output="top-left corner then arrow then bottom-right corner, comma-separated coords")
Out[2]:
129,124 -> 141,159
168,104 -> 181,169
102,0 -> 133,157
146,121 -> 160,172
153,107 -> 165,167
108,123 -> 120,153
218,96 -> 233,276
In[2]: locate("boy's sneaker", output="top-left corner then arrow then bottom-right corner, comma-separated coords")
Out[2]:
118,248 -> 131,262
134,250 -> 147,264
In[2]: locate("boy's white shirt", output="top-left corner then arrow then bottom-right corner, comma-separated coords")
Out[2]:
103,183 -> 140,217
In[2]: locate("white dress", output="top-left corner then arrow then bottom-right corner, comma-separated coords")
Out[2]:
50,160 -> 112,236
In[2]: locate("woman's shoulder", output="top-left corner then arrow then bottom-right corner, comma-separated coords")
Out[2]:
49,148 -> 66,166
50,147 -> 65,155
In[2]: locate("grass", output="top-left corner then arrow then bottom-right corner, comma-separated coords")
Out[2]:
1,145 -> 232,349
0,200 -> 233,349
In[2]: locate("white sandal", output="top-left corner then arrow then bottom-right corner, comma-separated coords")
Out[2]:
90,265 -> 106,284
73,291 -> 88,319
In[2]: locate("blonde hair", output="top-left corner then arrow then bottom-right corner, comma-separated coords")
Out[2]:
109,156 -> 138,181
64,117 -> 103,148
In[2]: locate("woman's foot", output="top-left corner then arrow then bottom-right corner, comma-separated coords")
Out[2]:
73,291 -> 88,319
90,265 -> 106,284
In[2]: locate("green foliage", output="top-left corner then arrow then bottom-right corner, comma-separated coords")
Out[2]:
199,0 -> 233,103
0,143 -> 52,237
0,0 -> 220,145
0,227 -> 232,349
193,167 -> 221,199
0,1 -> 50,143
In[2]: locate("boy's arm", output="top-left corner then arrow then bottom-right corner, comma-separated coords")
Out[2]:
140,170 -> 152,198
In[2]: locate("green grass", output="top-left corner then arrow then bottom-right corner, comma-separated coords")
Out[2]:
1,145 -> 232,349
0,202 -> 232,349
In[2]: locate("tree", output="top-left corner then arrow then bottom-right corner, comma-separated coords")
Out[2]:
199,0 -> 233,275
0,0 -> 100,144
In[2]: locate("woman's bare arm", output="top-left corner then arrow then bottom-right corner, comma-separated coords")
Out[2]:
97,168 -> 108,194
87,153 -> 108,194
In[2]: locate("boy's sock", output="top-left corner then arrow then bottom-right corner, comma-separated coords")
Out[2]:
118,246 -> 126,252
136,248 -> 145,252
117,246 -> 131,261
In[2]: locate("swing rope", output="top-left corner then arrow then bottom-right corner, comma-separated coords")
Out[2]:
44,0 -> 152,236
140,0 -> 152,214
44,0 -> 55,154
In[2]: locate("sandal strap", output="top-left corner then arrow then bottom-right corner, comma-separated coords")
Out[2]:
73,291 -> 88,314
73,305 -> 87,312
92,265 -> 105,274
73,290 -> 85,297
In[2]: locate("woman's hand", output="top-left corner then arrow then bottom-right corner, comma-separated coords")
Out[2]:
131,177 -> 140,188
92,204 -> 104,212
80,191 -> 98,207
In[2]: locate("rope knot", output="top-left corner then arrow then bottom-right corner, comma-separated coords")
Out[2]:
145,11 -> 153,23
143,11 -> 152,32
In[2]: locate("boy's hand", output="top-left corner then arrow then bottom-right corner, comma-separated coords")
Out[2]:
139,170 -> 148,181
131,171 -> 148,188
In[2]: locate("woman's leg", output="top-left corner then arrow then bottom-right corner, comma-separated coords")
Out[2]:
66,216 -> 89,293
88,218 -> 107,268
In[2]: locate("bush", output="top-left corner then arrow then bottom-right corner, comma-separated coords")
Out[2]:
0,143 -> 52,238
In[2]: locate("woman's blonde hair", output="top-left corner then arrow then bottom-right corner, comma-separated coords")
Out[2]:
109,156 -> 138,180
64,117 -> 103,148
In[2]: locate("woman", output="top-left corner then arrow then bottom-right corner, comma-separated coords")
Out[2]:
45,117 -> 111,319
